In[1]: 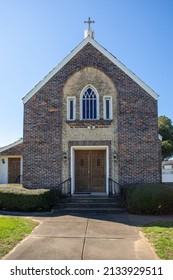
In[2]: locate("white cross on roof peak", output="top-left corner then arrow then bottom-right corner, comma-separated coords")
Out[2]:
84,17 -> 95,39
84,17 -> 95,30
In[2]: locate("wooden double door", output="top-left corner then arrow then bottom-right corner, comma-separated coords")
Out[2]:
75,150 -> 106,193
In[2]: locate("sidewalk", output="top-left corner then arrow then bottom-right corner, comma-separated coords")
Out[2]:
3,212 -> 172,260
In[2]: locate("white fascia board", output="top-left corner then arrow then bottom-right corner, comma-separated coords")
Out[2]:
0,138 -> 23,153
23,36 -> 158,104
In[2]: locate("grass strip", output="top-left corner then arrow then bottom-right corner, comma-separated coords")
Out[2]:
142,221 -> 173,260
0,217 -> 38,258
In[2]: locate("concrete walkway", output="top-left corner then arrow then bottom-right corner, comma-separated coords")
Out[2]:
2,212 -> 173,260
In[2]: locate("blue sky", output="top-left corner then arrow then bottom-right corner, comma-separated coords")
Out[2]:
0,0 -> 173,147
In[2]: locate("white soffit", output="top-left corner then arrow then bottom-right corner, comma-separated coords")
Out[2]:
23,36 -> 158,104
0,138 -> 23,153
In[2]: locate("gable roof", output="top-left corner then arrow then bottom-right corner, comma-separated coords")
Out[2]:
23,36 -> 158,104
0,138 -> 23,153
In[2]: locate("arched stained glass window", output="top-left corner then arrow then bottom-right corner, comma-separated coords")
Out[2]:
82,87 -> 98,119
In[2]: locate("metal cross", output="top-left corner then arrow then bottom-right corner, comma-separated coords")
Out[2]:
84,17 -> 95,30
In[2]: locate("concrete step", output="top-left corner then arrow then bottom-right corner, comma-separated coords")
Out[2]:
52,195 -> 125,213
59,200 -> 121,204
60,197 -> 119,204
57,202 -> 122,208
71,194 -> 108,198
51,207 -> 125,214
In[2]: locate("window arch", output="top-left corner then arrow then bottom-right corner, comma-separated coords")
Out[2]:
80,85 -> 99,120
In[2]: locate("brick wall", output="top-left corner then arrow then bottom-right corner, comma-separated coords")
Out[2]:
23,90 -> 63,188
23,43 -> 161,188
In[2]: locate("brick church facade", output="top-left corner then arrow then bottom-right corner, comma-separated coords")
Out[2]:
0,26 -> 161,192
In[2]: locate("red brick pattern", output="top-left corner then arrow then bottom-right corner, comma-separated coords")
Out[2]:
22,43 -> 161,188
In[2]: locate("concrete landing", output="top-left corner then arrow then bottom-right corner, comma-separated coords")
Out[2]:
3,212 -> 162,260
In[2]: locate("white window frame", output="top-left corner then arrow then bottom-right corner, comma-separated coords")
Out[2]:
67,97 -> 76,121
103,96 -> 113,120
80,85 -> 99,120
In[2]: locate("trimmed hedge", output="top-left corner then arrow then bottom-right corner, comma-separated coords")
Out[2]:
0,185 -> 61,212
123,183 -> 173,215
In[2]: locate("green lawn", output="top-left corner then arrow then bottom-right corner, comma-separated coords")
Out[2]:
0,217 -> 38,259
142,221 -> 173,260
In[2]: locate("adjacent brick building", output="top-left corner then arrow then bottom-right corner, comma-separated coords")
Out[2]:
0,29 -> 161,191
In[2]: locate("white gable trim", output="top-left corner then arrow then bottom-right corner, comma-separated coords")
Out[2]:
23,36 -> 158,104
0,138 -> 23,153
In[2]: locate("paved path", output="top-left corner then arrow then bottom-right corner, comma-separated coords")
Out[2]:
2,212 -> 173,260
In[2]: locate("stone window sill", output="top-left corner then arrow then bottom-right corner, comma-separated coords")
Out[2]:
66,119 -> 112,128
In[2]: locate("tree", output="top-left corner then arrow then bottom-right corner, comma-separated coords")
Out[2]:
158,116 -> 173,159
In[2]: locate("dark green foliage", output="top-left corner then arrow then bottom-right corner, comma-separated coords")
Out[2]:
123,184 -> 173,214
158,116 -> 173,159
0,186 -> 61,212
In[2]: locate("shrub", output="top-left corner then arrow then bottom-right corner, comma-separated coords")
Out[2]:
0,185 -> 61,212
123,184 -> 173,215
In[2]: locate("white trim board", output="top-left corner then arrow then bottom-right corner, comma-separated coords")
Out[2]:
23,36 -> 158,104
